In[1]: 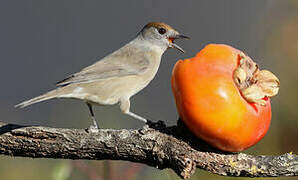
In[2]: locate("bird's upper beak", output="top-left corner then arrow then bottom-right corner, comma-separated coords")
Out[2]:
168,34 -> 190,53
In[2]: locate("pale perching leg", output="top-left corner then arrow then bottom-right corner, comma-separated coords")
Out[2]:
86,102 -> 99,129
120,97 -> 147,123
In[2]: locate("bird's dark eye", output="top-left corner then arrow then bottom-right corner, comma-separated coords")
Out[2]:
158,28 -> 166,35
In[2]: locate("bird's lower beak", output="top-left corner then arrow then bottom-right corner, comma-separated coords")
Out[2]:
168,34 -> 190,53
170,43 -> 185,53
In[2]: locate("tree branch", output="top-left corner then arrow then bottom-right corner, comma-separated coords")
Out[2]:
0,120 -> 297,179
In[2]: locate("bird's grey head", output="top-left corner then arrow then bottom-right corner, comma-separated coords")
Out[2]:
139,22 -> 189,53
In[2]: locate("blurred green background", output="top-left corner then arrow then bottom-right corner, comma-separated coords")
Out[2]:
0,0 -> 297,179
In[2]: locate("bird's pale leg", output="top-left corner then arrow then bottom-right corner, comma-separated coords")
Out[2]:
120,98 -> 147,123
86,103 -> 99,129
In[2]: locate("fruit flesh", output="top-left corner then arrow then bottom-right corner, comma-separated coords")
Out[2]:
171,44 -> 271,152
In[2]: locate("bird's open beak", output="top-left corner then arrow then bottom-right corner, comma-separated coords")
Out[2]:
168,34 -> 190,53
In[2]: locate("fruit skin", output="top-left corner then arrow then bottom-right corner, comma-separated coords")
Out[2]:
171,44 -> 271,152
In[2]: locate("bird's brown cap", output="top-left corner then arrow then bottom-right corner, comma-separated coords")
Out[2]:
143,22 -> 175,31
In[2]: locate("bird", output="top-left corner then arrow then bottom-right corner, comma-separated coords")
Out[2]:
15,22 -> 189,130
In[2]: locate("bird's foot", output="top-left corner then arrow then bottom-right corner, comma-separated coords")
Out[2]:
146,120 -> 166,129
86,125 -> 99,133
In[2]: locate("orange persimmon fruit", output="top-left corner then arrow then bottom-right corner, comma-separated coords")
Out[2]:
171,44 -> 279,152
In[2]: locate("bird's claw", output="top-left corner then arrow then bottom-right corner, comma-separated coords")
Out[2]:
146,120 -> 166,129
86,125 -> 99,133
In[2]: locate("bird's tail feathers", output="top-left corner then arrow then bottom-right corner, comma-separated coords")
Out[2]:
15,89 -> 60,109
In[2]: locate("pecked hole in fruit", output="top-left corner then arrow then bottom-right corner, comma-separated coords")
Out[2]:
233,53 -> 280,106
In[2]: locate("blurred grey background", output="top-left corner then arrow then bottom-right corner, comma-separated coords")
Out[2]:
1,0 -> 298,179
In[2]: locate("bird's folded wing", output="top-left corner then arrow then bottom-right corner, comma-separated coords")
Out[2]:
56,57 -> 149,87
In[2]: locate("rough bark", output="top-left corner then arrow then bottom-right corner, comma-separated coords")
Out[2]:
0,120 -> 297,179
